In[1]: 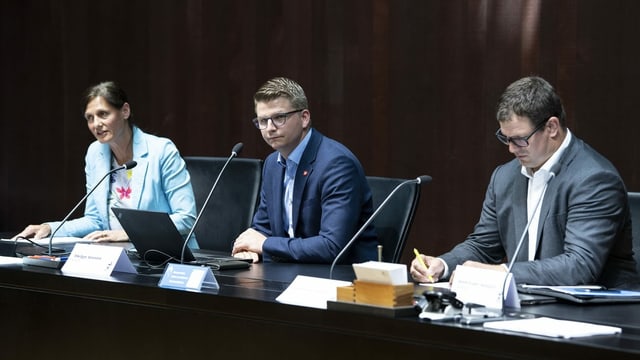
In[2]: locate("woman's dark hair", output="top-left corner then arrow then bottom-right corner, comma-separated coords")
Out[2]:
82,81 -> 134,125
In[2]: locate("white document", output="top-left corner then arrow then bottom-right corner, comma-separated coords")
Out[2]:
276,275 -> 352,309
418,281 -> 452,288
451,265 -> 519,310
483,317 -> 622,338
520,284 -> 604,290
1,237 -> 88,245
0,256 -> 24,265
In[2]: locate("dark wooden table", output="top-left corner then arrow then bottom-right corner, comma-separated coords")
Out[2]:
0,245 -> 639,360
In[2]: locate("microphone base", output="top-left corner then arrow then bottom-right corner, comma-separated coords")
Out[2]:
22,256 -> 66,269
41,247 -> 67,255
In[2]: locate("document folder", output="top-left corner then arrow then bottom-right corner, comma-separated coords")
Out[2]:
518,285 -> 640,304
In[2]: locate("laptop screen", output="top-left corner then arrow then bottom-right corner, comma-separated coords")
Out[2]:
111,207 -> 196,264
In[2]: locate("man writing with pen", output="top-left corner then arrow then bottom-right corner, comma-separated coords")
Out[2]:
411,76 -> 639,289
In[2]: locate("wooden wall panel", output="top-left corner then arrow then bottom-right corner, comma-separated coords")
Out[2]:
1,0 -> 638,264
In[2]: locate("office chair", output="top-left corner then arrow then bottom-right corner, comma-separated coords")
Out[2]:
628,192 -> 640,274
366,176 -> 421,263
184,156 -> 263,252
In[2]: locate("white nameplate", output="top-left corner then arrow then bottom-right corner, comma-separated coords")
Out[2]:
450,265 -> 520,310
61,243 -> 136,276
158,263 -> 219,292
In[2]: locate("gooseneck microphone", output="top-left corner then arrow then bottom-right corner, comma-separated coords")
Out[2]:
180,142 -> 243,264
329,175 -> 432,279
46,160 -> 138,255
505,172 -> 555,274
500,172 -> 556,309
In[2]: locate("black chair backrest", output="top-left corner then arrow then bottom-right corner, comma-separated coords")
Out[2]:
628,192 -> 640,274
184,156 -> 263,252
366,176 -> 421,263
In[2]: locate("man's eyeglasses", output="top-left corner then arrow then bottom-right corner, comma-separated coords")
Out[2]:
252,109 -> 304,130
495,120 -> 548,147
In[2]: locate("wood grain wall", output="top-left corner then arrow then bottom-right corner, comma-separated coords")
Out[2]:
2,0 -> 639,264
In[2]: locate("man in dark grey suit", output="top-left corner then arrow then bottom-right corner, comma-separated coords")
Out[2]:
412,76 -> 638,288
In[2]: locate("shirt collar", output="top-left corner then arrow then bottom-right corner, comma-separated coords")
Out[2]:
521,128 -> 572,179
277,128 -> 313,168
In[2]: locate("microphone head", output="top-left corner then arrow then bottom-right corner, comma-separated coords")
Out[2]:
416,175 -> 432,184
124,160 -> 137,169
231,142 -> 244,156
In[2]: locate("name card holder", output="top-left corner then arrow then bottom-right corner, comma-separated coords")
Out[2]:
61,243 -> 136,276
327,262 -> 417,318
158,263 -> 219,292
336,280 -> 415,307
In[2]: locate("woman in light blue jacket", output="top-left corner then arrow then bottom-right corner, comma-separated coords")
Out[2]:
17,81 -> 197,246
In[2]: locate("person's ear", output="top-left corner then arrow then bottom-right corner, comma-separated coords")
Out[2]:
546,116 -> 560,137
301,109 -> 311,128
121,102 -> 131,120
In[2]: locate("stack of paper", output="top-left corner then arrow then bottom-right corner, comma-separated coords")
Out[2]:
483,317 -> 621,338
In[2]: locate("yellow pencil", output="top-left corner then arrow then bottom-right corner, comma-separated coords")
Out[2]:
413,248 -> 434,282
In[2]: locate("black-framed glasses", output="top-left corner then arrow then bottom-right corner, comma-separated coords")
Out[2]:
252,109 -> 304,130
495,120 -> 548,147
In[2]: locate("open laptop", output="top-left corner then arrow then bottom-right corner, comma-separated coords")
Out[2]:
111,207 -> 250,270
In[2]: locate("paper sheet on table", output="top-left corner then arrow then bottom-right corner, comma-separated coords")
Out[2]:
276,275 -> 351,309
419,281 -> 451,289
1,237 -> 88,245
483,316 -> 621,338
0,256 -> 24,265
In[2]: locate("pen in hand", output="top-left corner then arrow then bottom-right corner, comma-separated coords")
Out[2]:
413,248 -> 434,282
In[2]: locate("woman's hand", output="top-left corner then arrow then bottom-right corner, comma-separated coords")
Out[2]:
84,229 -> 129,242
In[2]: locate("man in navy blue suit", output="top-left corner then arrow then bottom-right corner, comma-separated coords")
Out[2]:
232,77 -> 377,264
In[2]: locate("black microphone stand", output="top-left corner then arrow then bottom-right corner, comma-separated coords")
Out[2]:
180,143 -> 243,264
45,160 -> 138,255
329,175 -> 431,279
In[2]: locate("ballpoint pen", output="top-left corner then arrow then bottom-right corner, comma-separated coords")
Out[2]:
413,248 -> 434,282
